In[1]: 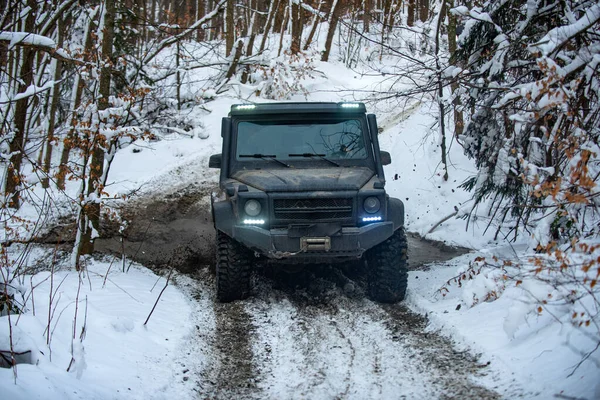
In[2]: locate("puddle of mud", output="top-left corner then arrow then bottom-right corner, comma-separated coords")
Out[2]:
61,184 -> 472,277
407,232 -> 470,269
94,186 -> 216,272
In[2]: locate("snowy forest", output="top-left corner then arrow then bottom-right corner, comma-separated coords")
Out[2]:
1,0 -> 600,398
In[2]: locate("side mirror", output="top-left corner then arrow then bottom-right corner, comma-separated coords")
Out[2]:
380,151 -> 391,165
209,154 -> 222,168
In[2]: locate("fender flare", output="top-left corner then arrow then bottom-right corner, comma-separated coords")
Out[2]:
213,200 -> 235,236
388,197 -> 405,230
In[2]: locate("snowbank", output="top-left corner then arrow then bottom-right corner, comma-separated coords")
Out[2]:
1,252 -> 194,400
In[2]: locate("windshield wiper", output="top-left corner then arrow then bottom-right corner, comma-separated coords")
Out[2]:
288,153 -> 340,167
239,153 -> 291,168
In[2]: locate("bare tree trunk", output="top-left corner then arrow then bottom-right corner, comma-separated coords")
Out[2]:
435,0 -> 448,181
277,4 -> 289,57
303,0 -> 323,50
259,0 -> 281,53
446,0 -> 463,136
186,0 -> 195,31
407,0 -> 415,26
196,0 -> 206,40
42,16 -> 66,189
57,9 -> 97,190
211,0 -> 221,41
139,0 -> 147,43
388,0 -> 397,31
382,0 -> 391,31
224,39 -> 244,80
150,0 -> 157,40
159,0 -> 167,25
245,3 -> 258,56
79,0 -> 116,259
225,0 -> 234,56
379,0 -> 391,60
363,0 -> 370,33
290,0 -> 303,55
5,0 -> 37,209
419,0 -> 429,22
321,0 -> 341,62
241,8 -> 258,84
176,41 -> 181,110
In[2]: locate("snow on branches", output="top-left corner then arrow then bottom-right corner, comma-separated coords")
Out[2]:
250,52 -> 314,100
449,0 -> 600,361
456,0 -> 600,244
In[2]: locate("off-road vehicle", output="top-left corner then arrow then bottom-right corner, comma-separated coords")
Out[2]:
209,102 -> 407,303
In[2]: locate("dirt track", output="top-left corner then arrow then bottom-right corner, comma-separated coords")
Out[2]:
94,185 -> 505,399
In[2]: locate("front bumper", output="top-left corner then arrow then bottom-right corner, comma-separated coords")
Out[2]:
232,221 -> 394,260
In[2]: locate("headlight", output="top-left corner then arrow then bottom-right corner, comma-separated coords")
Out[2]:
363,196 -> 381,214
244,199 -> 262,217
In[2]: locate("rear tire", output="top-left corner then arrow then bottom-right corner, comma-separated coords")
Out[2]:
366,228 -> 408,303
216,231 -> 252,302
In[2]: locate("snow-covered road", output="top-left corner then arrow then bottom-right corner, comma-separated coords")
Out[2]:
169,265 -> 502,400
94,186 -> 505,399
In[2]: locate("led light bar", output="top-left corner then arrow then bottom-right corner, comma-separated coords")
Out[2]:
236,104 -> 256,110
340,103 -> 360,108
243,219 -> 265,225
362,216 -> 382,222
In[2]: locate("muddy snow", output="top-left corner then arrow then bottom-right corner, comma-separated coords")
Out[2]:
91,186 -> 507,399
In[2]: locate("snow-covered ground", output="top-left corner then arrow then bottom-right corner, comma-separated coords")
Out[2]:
2,34 -> 600,400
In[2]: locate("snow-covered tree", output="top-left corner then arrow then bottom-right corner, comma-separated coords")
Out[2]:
452,0 -> 600,351
455,0 -> 600,243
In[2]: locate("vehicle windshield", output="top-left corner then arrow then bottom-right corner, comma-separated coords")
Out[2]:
235,119 -> 367,161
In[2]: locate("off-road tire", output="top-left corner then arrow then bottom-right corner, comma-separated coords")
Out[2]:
216,230 -> 252,302
366,228 -> 408,303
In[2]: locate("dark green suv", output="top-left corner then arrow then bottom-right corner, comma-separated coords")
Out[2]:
209,102 -> 407,302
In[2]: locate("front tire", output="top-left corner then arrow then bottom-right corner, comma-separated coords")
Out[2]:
366,228 -> 408,303
216,231 -> 252,302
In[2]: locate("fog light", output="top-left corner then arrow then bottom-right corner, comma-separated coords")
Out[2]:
243,219 -> 265,225
362,216 -> 382,222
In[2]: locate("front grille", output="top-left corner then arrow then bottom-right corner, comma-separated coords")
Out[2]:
273,198 -> 353,221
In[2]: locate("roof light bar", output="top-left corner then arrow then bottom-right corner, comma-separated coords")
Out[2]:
236,104 -> 256,110
362,216 -> 382,222
340,103 -> 361,109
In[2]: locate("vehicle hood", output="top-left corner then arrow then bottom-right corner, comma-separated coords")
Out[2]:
231,167 -> 375,192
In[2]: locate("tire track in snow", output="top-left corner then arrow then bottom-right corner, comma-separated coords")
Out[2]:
378,303 -> 500,399
331,318 -> 356,399
248,287 -> 500,399
206,299 -> 262,399
249,296 -> 359,399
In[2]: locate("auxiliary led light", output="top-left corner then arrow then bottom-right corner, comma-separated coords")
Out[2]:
340,103 -> 360,108
362,216 -> 382,222
243,219 -> 265,225
236,104 -> 256,110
